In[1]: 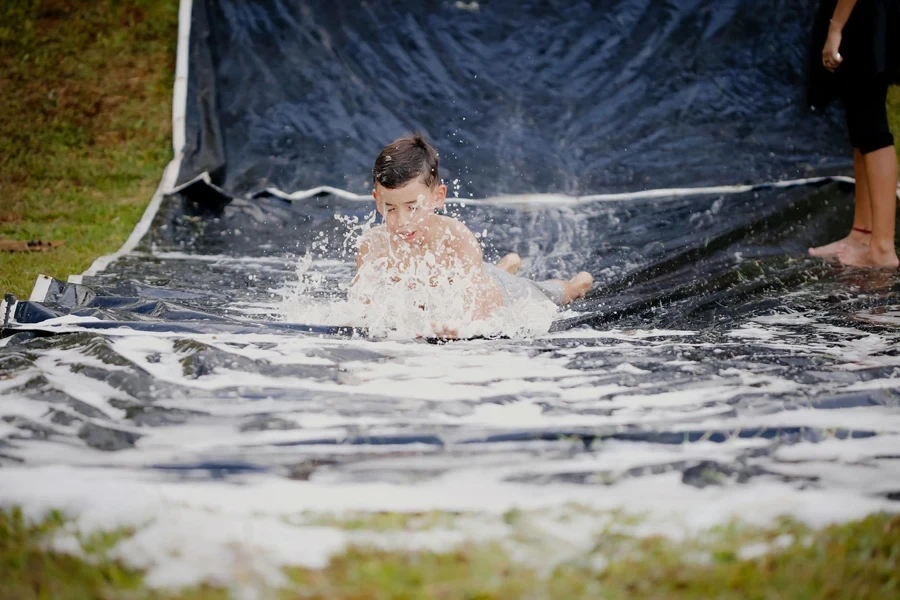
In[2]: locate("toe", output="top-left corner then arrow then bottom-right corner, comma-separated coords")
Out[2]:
573,272 -> 593,294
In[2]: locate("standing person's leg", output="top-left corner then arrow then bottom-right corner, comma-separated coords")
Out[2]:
809,148 -> 873,256
837,77 -> 898,268
839,146 -> 899,267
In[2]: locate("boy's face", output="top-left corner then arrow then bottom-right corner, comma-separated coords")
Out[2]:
373,179 -> 447,244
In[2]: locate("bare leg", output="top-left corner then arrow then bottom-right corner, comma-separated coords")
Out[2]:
545,272 -> 593,305
838,146 -> 899,268
496,253 -> 521,274
809,149 -> 873,257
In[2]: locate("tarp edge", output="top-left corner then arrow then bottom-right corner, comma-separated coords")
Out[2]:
255,175 -> 860,207
28,274 -> 53,303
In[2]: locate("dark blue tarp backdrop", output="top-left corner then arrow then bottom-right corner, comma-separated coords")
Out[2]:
177,0 -> 850,198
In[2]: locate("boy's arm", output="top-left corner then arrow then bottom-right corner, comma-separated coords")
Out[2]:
354,237 -> 371,275
351,231 -> 380,297
351,240 -> 368,287
352,229 -> 382,285
445,221 -> 499,322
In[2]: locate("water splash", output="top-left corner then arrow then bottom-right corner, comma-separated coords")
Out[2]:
279,250 -> 557,339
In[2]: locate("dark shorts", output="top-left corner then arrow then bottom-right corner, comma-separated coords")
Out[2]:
841,76 -> 894,154
484,263 -> 565,306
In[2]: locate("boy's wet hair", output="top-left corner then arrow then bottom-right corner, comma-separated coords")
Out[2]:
372,133 -> 439,189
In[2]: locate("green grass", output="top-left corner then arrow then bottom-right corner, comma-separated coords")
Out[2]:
2,507 -> 899,599
0,0 -> 176,299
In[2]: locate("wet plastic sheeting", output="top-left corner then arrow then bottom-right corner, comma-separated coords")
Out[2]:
3,297 -> 900,495
4,181 -> 900,499
179,0 -> 848,197
3,0 -> 900,512
12,180 -> 897,330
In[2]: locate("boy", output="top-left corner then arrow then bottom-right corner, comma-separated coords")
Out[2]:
353,134 -> 593,336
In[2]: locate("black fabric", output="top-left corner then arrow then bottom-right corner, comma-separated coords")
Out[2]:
178,0 -> 850,199
808,0 -> 900,109
178,0 -> 227,185
842,75 -> 894,153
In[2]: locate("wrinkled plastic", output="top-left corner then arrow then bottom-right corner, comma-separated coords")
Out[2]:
178,0 -> 850,197
3,0 -> 900,501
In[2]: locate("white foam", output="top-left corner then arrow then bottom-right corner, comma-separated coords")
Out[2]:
841,377 -> 900,392
545,328 -> 697,340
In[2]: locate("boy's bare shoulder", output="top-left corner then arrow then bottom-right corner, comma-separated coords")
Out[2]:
433,215 -> 482,260
359,225 -> 389,247
360,224 -> 389,237
357,226 -> 390,260
433,215 -> 477,242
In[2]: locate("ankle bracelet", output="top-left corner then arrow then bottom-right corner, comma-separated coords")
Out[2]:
852,226 -> 872,234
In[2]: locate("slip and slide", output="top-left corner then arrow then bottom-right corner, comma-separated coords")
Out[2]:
1,2 -> 899,557
5,0 -> 888,340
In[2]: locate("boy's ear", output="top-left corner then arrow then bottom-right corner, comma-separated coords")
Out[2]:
433,184 -> 447,210
372,188 -> 384,215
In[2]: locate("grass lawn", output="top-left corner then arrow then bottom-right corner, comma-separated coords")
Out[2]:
2,507 -> 899,599
889,86 -> 900,153
0,0 -> 176,299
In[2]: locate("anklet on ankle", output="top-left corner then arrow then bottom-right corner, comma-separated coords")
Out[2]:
852,226 -> 872,234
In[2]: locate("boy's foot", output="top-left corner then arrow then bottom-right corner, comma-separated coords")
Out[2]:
561,272 -> 593,304
837,240 -> 899,268
496,253 -> 521,275
809,229 -> 870,257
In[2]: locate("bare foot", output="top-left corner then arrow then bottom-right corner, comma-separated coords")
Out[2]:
496,253 -> 521,275
837,240 -> 899,268
560,271 -> 593,304
809,230 -> 870,257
